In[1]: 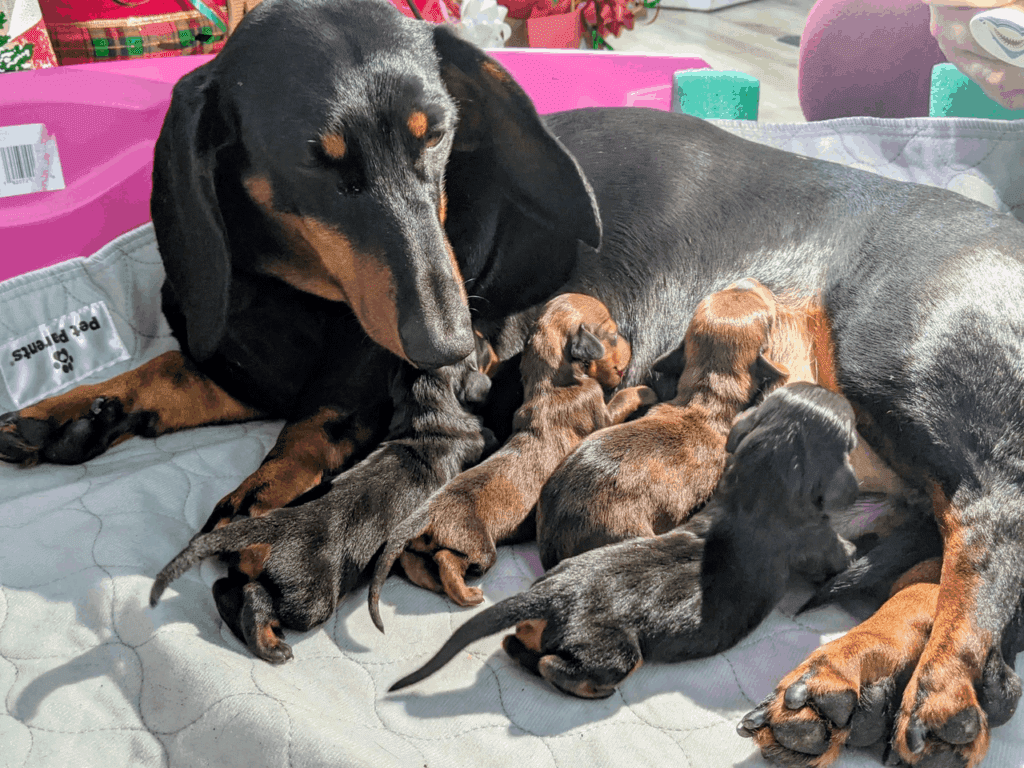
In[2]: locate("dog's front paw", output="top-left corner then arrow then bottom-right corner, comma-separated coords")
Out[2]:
0,411 -> 56,465
0,398 -> 155,466
739,664 -> 901,767
890,644 -> 1020,768
740,582 -> 940,767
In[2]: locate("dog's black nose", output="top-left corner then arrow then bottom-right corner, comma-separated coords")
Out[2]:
400,320 -> 475,369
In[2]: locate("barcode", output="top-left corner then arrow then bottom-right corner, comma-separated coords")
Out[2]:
0,144 -> 36,184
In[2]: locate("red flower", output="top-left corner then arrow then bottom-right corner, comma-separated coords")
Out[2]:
581,0 -> 633,39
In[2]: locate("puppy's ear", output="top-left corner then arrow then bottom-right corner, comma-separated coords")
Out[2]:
651,343 -> 687,378
570,326 -> 606,363
432,26 -> 600,249
151,66 -> 236,361
726,408 -> 759,454
753,353 -> 789,392
817,462 -> 859,512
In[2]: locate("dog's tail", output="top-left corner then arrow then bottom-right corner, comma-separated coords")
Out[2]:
149,516 -> 286,608
367,499 -> 434,633
388,589 -> 550,691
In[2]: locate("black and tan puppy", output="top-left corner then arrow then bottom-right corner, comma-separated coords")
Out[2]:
390,383 -> 859,698
536,278 -> 787,569
149,355 -> 491,663
383,293 -> 656,611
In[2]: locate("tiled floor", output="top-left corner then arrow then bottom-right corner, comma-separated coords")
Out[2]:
611,0 -> 818,122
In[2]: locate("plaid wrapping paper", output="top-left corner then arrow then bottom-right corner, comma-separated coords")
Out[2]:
41,0 -> 227,64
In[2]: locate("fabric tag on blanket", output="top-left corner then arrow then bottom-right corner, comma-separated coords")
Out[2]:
0,301 -> 129,408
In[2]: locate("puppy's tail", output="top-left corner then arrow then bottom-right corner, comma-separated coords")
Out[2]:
367,499 -> 433,633
388,589 -> 550,692
149,516 -> 286,608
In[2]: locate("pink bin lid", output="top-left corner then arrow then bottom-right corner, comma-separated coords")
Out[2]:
0,50 -> 707,283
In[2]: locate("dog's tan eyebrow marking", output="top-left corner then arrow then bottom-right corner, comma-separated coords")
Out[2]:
407,110 -> 429,139
481,60 -> 510,83
320,132 -> 347,160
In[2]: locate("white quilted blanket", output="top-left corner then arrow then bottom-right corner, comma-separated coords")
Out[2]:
2,117 -> 1023,768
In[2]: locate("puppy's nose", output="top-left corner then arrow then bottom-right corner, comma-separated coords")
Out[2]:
400,319 -> 475,369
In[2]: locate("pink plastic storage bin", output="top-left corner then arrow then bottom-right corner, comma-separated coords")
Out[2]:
0,50 -> 708,284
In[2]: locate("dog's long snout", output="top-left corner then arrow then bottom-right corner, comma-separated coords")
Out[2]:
400,315 -> 474,369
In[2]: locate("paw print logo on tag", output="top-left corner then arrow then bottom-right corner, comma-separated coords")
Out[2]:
52,348 -> 74,374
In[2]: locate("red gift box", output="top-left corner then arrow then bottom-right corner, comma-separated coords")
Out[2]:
38,0 -> 228,65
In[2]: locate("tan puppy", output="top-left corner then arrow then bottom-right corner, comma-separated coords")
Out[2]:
536,278 -> 790,569
388,293 -> 657,608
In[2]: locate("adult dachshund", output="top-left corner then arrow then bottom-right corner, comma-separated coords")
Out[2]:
0,0 -> 1022,764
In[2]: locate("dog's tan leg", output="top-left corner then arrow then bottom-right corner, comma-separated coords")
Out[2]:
0,351 -> 264,466
399,550 -> 444,594
434,548 -> 484,606
605,385 -> 659,424
201,406 -> 386,532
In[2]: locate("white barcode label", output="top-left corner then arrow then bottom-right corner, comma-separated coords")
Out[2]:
1,144 -> 35,182
0,123 -> 66,199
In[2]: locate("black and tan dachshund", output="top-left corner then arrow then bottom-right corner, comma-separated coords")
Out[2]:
0,0 -> 1022,762
149,355 -> 491,662
390,383 -> 859,698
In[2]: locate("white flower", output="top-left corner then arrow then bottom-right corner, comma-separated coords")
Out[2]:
454,0 -> 512,48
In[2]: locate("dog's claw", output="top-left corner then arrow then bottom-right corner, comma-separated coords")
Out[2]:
260,640 -> 294,665
905,716 -> 928,754
815,689 -> 856,729
783,680 -> 809,710
847,679 -> 893,747
737,705 -> 769,736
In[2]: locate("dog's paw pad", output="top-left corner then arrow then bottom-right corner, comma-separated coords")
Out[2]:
772,716 -> 829,756
934,708 -> 981,746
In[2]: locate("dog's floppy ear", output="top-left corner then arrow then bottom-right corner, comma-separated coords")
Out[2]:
570,326 -> 605,363
151,66 -> 236,361
726,407 -> 759,454
432,25 -> 601,250
815,462 -> 859,512
651,343 -> 687,378
753,352 -> 788,393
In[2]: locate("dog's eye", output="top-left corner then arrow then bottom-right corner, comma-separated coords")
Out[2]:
424,129 -> 445,149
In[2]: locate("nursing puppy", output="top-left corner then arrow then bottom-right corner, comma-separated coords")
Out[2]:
376,293 -> 657,614
536,278 -> 787,569
149,356 -> 491,663
390,383 -> 859,698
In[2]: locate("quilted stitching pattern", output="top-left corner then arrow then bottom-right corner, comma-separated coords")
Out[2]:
2,119 -> 1023,767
